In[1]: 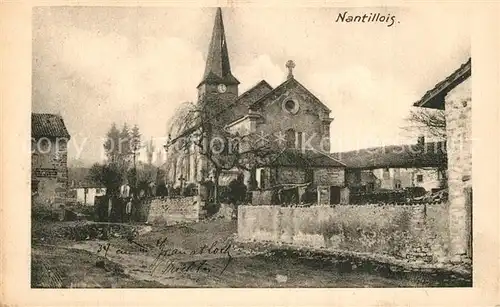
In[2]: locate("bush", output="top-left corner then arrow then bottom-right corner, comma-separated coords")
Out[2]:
31,205 -> 59,221
350,190 -> 408,204
184,183 -> 198,197
203,202 -> 221,217
217,186 -> 231,203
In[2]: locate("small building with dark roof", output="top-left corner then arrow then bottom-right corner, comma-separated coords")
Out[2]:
31,113 -> 71,207
332,137 -> 447,193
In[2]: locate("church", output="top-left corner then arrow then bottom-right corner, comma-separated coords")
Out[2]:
163,8 -> 347,204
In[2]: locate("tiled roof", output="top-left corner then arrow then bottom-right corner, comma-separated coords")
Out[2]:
32,113 -> 71,139
236,80 -> 273,105
414,58 -> 471,110
226,80 -> 273,124
331,141 -> 447,169
249,77 -> 331,112
264,149 -> 346,168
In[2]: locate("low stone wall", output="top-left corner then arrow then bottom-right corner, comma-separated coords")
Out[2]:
143,197 -> 201,225
238,203 -> 450,263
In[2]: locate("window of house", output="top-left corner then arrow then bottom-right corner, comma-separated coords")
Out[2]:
283,99 -> 299,114
296,132 -> 303,150
383,168 -> 390,179
260,169 -> 267,189
416,174 -> 424,182
39,138 -> 51,153
395,182 -> 401,189
285,128 -> 296,149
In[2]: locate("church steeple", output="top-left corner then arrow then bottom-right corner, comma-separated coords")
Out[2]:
199,7 -> 239,87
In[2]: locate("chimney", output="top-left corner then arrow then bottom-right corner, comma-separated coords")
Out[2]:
417,135 -> 425,146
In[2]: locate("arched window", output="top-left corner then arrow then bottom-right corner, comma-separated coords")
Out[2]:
285,128 -> 295,149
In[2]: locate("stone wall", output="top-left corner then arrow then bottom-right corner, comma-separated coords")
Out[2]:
445,76 -> 472,259
313,167 -> 345,186
142,196 -> 201,225
32,137 -> 69,207
276,167 -> 306,184
238,203 -> 450,263
252,80 -> 332,153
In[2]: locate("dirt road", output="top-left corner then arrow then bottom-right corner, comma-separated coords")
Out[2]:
31,219 -> 459,288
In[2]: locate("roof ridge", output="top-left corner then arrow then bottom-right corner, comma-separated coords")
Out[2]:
32,112 -> 62,116
414,57 -> 471,108
248,77 -> 330,112
331,141 -> 446,156
309,148 -> 347,167
236,80 -> 273,101
32,112 -> 71,138
248,78 -> 294,109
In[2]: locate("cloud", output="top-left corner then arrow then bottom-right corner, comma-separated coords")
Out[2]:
233,54 -> 285,91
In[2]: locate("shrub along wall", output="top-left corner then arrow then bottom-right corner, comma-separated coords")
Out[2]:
238,203 -> 450,263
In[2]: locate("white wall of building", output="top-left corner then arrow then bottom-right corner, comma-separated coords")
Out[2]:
75,187 -> 106,206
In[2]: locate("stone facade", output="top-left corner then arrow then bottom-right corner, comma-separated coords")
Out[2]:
445,77 -> 472,258
32,136 -> 69,207
229,78 -> 333,153
256,166 -> 345,188
346,167 -> 443,193
413,58 -> 472,260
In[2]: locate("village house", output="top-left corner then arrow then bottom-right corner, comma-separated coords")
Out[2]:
67,168 -> 107,206
31,113 -> 71,207
413,57 -> 472,260
69,184 -> 106,206
333,136 -> 447,194
164,7 -> 346,203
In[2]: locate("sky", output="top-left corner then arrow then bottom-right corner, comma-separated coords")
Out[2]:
32,6 -> 470,166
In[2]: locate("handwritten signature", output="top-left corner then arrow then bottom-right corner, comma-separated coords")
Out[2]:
151,237 -> 233,276
96,236 -> 233,277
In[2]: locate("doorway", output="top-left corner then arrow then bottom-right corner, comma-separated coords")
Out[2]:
330,186 -> 341,204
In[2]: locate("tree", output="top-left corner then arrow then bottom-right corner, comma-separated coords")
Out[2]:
103,123 -> 121,164
404,108 -> 446,139
87,162 -> 124,196
165,97 -> 283,203
130,125 -> 142,156
102,123 -> 144,191
146,138 -> 155,165
129,162 -> 158,197
129,124 -> 142,191
118,123 -> 132,171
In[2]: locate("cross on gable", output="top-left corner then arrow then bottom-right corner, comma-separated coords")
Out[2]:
286,60 -> 296,79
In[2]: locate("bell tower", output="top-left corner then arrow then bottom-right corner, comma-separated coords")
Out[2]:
197,7 -> 239,108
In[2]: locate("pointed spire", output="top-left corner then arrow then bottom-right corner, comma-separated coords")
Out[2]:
200,7 -> 239,86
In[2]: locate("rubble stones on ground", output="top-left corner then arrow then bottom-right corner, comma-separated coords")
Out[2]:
232,239 -> 471,286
